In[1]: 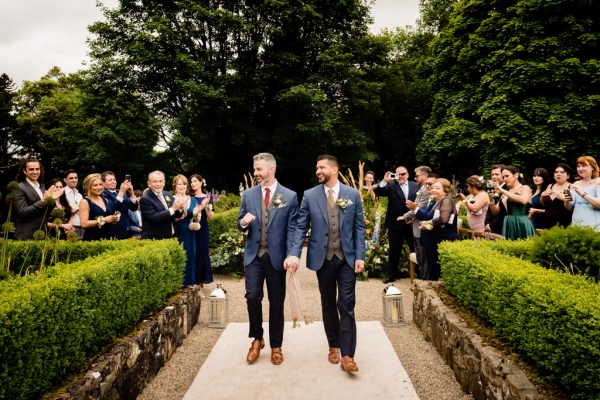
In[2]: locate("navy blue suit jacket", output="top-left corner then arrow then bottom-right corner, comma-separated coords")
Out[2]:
290,183 -> 366,271
103,189 -> 138,239
140,190 -> 180,240
237,184 -> 298,270
375,180 -> 419,230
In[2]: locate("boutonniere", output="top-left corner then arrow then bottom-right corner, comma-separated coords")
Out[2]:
272,193 -> 287,208
416,186 -> 424,197
164,195 -> 171,203
336,198 -> 353,212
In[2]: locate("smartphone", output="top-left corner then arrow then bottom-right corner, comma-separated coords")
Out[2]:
389,173 -> 398,179
125,174 -> 131,182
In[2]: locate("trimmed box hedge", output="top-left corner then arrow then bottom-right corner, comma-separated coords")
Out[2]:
439,240 -> 600,399
0,239 -> 185,400
209,207 -> 239,248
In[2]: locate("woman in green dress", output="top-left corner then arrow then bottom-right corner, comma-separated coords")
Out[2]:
490,166 -> 535,240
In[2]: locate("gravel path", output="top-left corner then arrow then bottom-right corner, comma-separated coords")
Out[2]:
138,254 -> 472,400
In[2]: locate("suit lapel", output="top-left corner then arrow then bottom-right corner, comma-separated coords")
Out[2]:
253,186 -> 262,219
393,182 -> 406,202
338,185 -> 347,229
316,185 -> 329,225
268,187 -> 281,228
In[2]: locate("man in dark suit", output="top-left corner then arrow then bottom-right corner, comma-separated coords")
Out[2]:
128,189 -> 143,238
101,171 -> 138,239
13,156 -> 63,240
140,171 -> 183,240
374,166 -> 419,283
237,153 -> 298,366
485,164 -> 507,234
286,155 -> 366,374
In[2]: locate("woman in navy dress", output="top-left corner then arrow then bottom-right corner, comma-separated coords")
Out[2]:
172,174 -> 200,286
79,173 -> 118,241
190,174 -> 214,288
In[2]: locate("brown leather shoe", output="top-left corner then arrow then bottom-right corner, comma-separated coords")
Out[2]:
271,348 -> 284,365
328,347 -> 341,364
246,339 -> 265,364
340,356 -> 359,373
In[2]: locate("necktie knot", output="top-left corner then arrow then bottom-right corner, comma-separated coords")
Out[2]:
264,188 -> 271,207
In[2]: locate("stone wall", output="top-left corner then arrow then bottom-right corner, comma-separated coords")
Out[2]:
413,281 -> 545,400
55,286 -> 202,400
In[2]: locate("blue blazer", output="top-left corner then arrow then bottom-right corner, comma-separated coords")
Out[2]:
103,189 -> 138,239
140,190 -> 180,240
237,184 -> 298,270
290,183 -> 366,271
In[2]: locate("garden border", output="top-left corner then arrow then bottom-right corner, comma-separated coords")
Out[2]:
54,286 -> 202,400
413,281 -> 545,400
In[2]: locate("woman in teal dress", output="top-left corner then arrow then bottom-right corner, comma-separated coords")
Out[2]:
172,175 -> 200,286
565,156 -> 600,231
490,166 -> 535,240
190,174 -> 214,289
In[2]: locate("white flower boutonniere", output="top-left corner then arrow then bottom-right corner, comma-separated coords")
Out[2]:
272,193 -> 287,208
164,195 -> 171,203
336,198 -> 353,212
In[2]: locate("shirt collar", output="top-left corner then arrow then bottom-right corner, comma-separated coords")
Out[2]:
262,181 -> 278,196
323,182 -> 340,199
26,178 -> 40,188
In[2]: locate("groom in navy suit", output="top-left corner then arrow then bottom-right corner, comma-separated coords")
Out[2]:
286,155 -> 366,373
237,153 -> 298,366
140,171 -> 183,240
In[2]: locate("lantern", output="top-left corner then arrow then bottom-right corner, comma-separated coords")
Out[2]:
382,284 -> 404,326
208,284 -> 228,328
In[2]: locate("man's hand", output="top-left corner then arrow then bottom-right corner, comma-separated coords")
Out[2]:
354,260 -> 365,273
382,171 -> 392,183
240,212 -> 256,226
406,200 -> 417,211
284,255 -> 300,273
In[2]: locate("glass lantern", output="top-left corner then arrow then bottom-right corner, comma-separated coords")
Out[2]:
208,284 -> 228,328
382,284 -> 404,326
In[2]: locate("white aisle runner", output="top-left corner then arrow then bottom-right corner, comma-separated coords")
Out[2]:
184,321 -> 419,399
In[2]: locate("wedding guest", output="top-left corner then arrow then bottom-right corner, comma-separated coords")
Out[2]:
491,166 -> 535,240
374,166 -> 418,283
529,168 -> 552,229
455,175 -> 489,233
190,174 -> 215,288
539,163 -> 573,228
286,155 -> 366,373
102,171 -> 138,239
484,164 -> 507,233
140,171 -> 183,240
79,174 -> 119,241
46,178 -> 74,239
565,156 -> 600,231
128,190 -> 143,238
64,169 -> 84,238
414,173 -> 438,280
419,178 -> 460,281
14,156 -> 62,240
172,175 -> 201,287
238,153 -> 298,365
362,170 -> 377,205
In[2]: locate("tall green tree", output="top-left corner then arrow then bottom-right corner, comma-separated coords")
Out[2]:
88,0 -> 380,191
418,0 -> 600,176
0,73 -> 18,170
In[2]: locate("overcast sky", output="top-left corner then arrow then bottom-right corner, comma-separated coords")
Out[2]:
0,0 -> 420,87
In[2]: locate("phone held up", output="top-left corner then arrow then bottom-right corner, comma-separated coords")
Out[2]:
125,174 -> 131,182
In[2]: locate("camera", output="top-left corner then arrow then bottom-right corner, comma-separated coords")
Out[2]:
486,180 -> 495,192
563,189 -> 570,195
125,174 -> 131,182
389,173 -> 398,179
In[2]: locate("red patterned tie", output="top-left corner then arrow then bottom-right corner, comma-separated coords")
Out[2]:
264,187 -> 270,207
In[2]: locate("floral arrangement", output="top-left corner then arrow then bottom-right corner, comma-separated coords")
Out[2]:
210,230 -> 245,277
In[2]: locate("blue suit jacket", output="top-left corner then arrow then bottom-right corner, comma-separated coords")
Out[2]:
237,184 -> 298,270
140,190 -> 180,240
103,189 -> 138,239
290,183 -> 366,271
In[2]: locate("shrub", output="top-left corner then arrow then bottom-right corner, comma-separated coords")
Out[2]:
0,239 -> 185,400
209,208 -> 239,248
210,229 -> 245,277
439,240 -> 600,399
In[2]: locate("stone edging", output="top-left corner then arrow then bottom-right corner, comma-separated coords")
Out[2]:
412,281 -> 545,400
55,286 -> 202,400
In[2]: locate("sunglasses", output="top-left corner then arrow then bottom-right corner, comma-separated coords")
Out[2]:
425,182 -> 433,186
398,172 -> 408,176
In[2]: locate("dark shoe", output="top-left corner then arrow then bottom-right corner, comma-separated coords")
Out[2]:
340,356 -> 359,373
246,339 -> 265,363
383,277 -> 396,284
328,347 -> 341,364
271,348 -> 284,365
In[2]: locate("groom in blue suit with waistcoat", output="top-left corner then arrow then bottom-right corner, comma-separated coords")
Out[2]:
286,155 -> 366,373
237,153 -> 298,366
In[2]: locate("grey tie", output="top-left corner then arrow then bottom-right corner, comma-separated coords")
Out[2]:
157,192 -> 169,210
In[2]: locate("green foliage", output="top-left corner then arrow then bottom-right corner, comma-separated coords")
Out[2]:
439,240 -> 600,399
208,208 -> 239,249
209,230 -> 245,277
0,239 -> 185,400
419,0 -> 600,176
212,192 -> 240,213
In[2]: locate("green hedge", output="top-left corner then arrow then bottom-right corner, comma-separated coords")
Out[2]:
439,240 -> 600,399
209,208 -> 239,248
0,239 -> 185,400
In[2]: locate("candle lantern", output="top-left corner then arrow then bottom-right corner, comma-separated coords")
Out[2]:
382,284 -> 404,326
208,284 -> 228,328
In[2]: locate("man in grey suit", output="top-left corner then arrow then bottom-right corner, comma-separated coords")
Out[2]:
400,166 -> 432,278
286,155 -> 366,373
13,156 -> 63,240
237,153 -> 298,366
